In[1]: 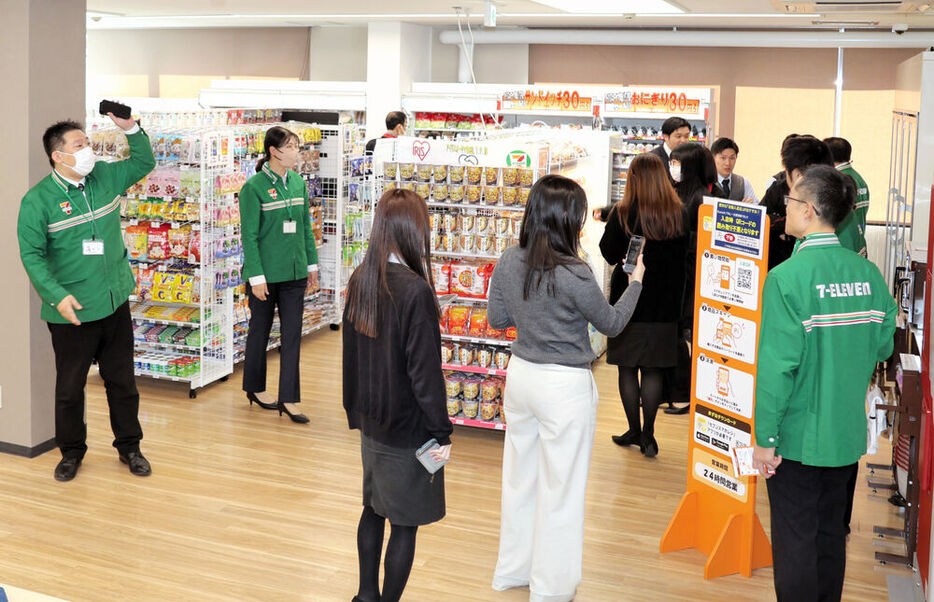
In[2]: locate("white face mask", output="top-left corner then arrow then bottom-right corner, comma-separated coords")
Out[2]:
670,164 -> 682,183
59,146 -> 96,177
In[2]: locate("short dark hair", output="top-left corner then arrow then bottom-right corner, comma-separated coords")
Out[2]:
797,164 -> 856,228
661,117 -> 691,137
385,111 -> 407,130
43,120 -> 83,168
822,137 -> 852,163
711,137 -> 739,156
781,135 -> 833,176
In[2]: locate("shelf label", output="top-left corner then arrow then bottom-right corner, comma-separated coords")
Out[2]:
604,88 -> 707,115
501,89 -> 593,112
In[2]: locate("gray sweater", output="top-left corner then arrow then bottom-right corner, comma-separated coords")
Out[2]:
487,245 -> 642,369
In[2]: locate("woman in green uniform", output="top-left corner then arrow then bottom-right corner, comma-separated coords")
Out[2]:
240,126 -> 319,423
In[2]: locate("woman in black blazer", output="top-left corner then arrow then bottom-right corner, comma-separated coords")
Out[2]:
600,153 -> 688,458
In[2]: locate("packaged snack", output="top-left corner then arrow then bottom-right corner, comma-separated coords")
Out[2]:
442,233 -> 458,253
449,185 -> 465,203
463,375 -> 482,401
399,181 -> 416,191
384,162 -> 398,179
465,185 -> 482,204
147,223 -> 171,260
518,169 -> 534,187
480,399 -> 499,420
456,213 -> 475,233
124,197 -> 140,219
449,165 -> 465,183
441,342 -> 456,364
151,271 -> 178,303
459,234 -> 477,254
124,224 -> 149,260
443,213 -> 458,234
459,345 -> 476,367
477,345 -> 494,368
173,274 -> 195,304
168,225 -> 192,259
495,237 -> 511,255
517,187 -> 531,206
447,398 -> 461,417
432,165 -> 448,183
415,182 -> 431,200
432,184 -> 448,201
476,216 -> 494,237
504,327 -> 518,341
468,308 -> 488,337
502,187 -> 519,206
447,305 -> 471,336
495,217 -> 512,237
486,326 -> 504,339
484,167 -> 500,185
430,230 -> 440,251
432,261 -> 450,294
495,349 -> 512,370
449,262 -> 495,298
188,229 -> 201,264
481,378 -> 501,401
439,304 -> 450,333
417,164 -> 432,182
466,166 -> 482,184
483,186 -> 502,205
462,397 -> 479,418
502,168 -> 519,186
399,163 -> 416,181
444,373 -> 463,398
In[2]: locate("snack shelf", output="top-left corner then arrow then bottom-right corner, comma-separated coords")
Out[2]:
133,369 -> 192,383
439,295 -> 488,304
132,315 -> 201,328
442,363 -> 508,377
441,333 -> 510,347
433,250 -> 501,260
413,127 -> 493,133
135,300 -> 202,310
426,201 -> 525,213
449,413 -> 506,430
136,341 -> 202,353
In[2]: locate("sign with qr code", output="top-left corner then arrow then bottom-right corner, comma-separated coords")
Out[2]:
699,251 -> 759,310
709,199 -> 766,260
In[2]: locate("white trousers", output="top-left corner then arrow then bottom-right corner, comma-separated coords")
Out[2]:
492,355 -> 599,602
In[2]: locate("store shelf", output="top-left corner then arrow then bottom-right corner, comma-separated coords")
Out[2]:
427,201 -> 526,213
439,295 -> 488,304
132,315 -> 201,328
433,250 -> 502,260
136,340 -> 202,352
134,369 -> 192,383
442,363 -> 508,377
442,333 -> 512,347
450,414 -> 506,430
413,127 -> 493,133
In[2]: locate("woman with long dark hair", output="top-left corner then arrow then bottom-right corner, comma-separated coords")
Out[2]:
240,125 -> 318,423
670,142 -> 721,230
600,153 -> 689,457
488,174 -> 644,602
342,188 -> 453,602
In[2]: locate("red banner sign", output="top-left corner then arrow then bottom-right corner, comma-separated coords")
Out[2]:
501,90 -> 594,112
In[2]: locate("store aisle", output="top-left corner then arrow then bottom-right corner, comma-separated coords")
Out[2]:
0,331 -> 903,601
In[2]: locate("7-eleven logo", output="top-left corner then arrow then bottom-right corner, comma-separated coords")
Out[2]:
60,201 -> 72,215
268,188 -> 277,200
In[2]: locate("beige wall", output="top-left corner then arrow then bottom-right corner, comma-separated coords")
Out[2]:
431,29 -> 530,84
0,0 -> 87,454
88,28 -> 310,99
310,26 -> 367,81
531,45 -> 919,222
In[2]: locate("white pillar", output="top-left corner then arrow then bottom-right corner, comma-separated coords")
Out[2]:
365,22 -> 432,137
458,41 -> 474,84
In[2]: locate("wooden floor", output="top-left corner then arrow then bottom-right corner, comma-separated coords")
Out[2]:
0,330 -> 912,601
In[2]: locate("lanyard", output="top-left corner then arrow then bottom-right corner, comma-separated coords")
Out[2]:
73,183 -> 100,240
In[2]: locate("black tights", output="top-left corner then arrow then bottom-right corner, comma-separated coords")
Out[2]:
356,505 -> 418,602
618,366 -> 665,438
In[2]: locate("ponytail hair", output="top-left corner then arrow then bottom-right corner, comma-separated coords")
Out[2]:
256,126 -> 300,172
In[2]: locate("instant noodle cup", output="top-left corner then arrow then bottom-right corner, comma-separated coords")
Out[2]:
502,187 -> 519,206
466,166 -> 482,184
517,187 -> 531,205
456,213 -> 475,233
463,376 -> 481,400
415,182 -> 431,199
511,214 -> 524,235
495,349 -> 512,369
459,234 -> 477,254
480,399 -> 498,420
417,164 -> 432,182
476,216 -> 493,236
429,213 -> 443,232
399,163 -> 416,181
430,231 -> 440,250
459,345 -> 476,366
432,184 -> 448,201
443,213 -> 458,233
496,217 -> 512,236
399,181 -> 416,191
442,233 -> 458,252
502,168 -> 518,186
448,185 -> 465,202
432,164 -> 448,183
441,342 -> 456,364
465,185 -> 482,204
483,186 -> 502,205
484,167 -> 500,185
462,397 -> 479,418
445,373 -> 463,397
449,165 -> 465,183
384,162 -> 398,179
477,346 -> 494,368
481,378 -> 501,401
447,398 -> 461,417
479,236 -> 496,254
495,237 -> 511,255
518,168 -> 534,187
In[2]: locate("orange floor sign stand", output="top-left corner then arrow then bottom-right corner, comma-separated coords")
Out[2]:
660,199 -> 773,579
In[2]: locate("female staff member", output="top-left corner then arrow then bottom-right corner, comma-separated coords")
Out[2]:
239,126 -> 318,424
600,154 -> 688,458
488,175 -> 644,602
342,189 -> 452,602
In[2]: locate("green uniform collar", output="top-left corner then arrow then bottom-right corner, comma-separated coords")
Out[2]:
793,232 -> 840,255
50,169 -> 83,192
261,162 -> 288,187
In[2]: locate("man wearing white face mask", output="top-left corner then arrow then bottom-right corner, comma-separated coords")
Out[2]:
17,112 -> 155,482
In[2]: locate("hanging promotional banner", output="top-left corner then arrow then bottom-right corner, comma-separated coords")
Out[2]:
500,89 -> 594,113
603,87 -> 710,117
661,199 -> 772,579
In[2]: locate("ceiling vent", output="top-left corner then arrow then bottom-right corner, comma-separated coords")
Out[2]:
775,1 -> 930,12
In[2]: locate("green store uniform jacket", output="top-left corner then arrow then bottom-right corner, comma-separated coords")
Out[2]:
835,163 -> 870,257
17,126 -> 156,324
239,163 -> 318,286
754,232 -> 897,467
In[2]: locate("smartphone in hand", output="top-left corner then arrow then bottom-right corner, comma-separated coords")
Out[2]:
99,99 -> 132,120
623,235 -> 645,274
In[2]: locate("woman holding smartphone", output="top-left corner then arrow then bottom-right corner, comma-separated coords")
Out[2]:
342,189 -> 453,602
600,153 -> 688,457
488,175 -> 644,602
240,126 -> 318,423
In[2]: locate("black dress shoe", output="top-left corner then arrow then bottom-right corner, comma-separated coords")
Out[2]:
642,435 -> 659,459
611,430 -> 642,447
247,392 -> 278,410
119,451 -> 152,476
278,402 -> 310,424
54,457 -> 82,482
664,404 -> 690,415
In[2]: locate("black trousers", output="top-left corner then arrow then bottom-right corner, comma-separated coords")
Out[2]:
766,459 -> 858,602
46,301 -> 143,459
242,278 -> 307,403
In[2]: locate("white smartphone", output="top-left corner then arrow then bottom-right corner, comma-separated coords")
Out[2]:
415,438 -> 449,475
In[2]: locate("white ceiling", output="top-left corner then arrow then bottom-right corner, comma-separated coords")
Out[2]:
86,0 -> 934,29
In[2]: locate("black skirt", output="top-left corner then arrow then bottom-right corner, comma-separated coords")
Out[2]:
606,321 -> 679,368
361,434 -> 446,526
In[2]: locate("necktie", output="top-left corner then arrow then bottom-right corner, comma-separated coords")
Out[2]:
722,178 -> 730,197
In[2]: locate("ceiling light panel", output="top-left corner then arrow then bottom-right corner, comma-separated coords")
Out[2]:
529,0 -> 683,13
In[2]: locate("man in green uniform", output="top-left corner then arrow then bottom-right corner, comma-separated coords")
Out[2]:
824,137 -> 869,257
18,113 -> 155,481
753,165 -> 896,601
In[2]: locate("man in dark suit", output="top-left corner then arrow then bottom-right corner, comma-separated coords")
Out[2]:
711,137 -> 758,202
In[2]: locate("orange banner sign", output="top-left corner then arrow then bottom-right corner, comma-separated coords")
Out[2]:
500,89 -> 594,112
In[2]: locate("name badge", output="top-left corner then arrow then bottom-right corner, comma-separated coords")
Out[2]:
283,220 -> 297,234
82,239 -> 104,256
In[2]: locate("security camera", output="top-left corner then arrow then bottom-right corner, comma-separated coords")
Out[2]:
893,24 -> 909,34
